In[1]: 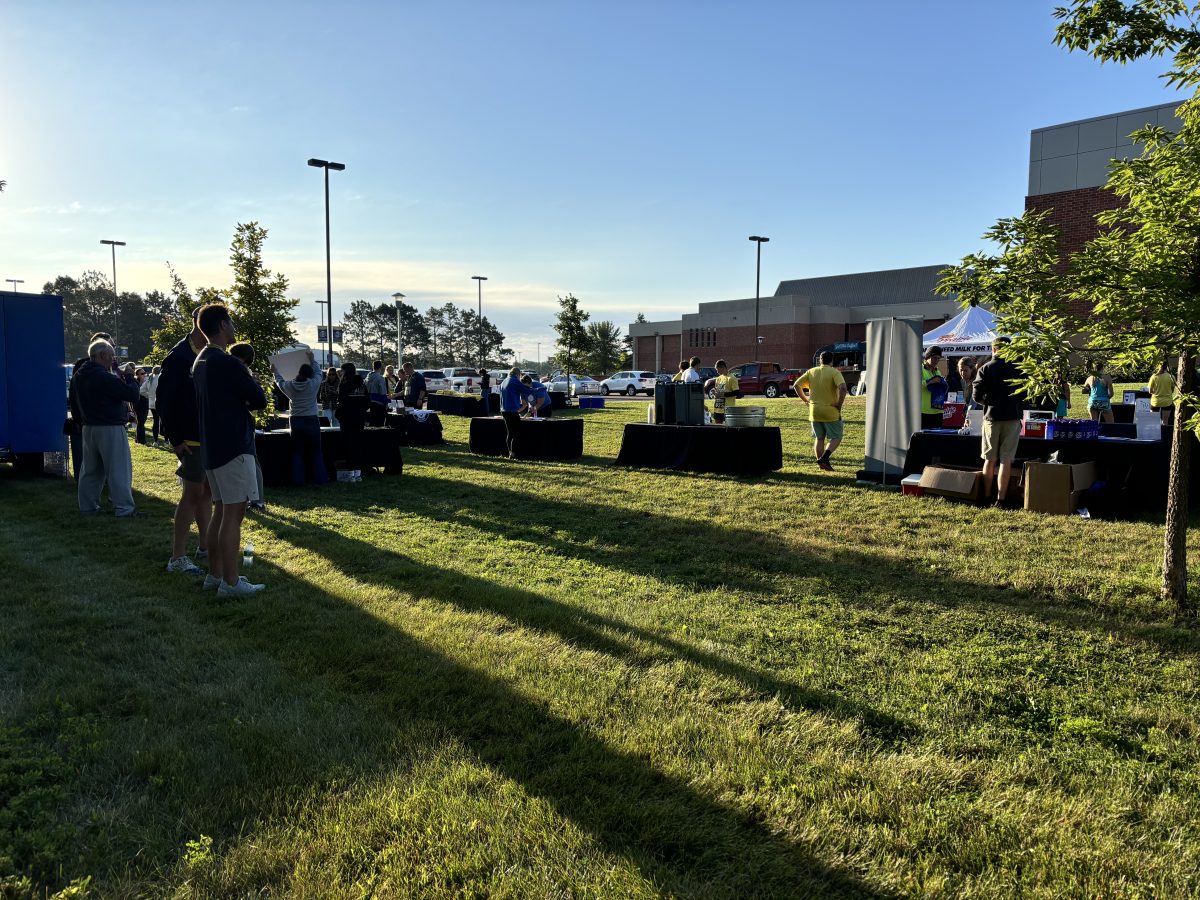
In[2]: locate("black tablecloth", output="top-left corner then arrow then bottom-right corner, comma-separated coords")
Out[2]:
385,412 -> 445,444
468,416 -> 584,460
255,427 -> 403,487
614,424 -> 783,475
902,430 -> 1194,511
427,393 -> 486,417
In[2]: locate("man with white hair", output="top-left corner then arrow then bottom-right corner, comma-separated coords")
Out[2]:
72,339 -> 141,516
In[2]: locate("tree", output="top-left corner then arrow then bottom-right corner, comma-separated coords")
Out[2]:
423,306 -> 449,366
342,300 -> 376,365
553,293 -> 591,378
227,222 -> 298,393
395,301 -> 429,364
582,320 -> 624,375
938,0 -> 1200,619
149,264 -> 221,362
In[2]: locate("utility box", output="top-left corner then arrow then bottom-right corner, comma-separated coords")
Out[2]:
674,382 -> 705,426
1024,461 -> 1097,514
1,292 -> 67,472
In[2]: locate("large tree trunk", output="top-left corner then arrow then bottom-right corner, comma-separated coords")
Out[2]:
1162,351 -> 1195,621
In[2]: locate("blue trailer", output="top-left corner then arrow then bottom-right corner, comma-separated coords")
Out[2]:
0,291 -> 67,474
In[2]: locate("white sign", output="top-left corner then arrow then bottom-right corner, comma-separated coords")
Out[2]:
269,348 -> 313,380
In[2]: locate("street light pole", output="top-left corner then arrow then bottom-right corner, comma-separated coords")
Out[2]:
472,275 -> 487,367
748,235 -> 769,357
392,292 -> 406,369
100,239 -> 126,306
5,279 -> 23,292
308,158 -> 346,366
314,300 -> 329,365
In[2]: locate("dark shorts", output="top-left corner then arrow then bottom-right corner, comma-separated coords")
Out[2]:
175,446 -> 206,484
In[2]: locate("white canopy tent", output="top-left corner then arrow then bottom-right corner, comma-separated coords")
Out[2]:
921,305 -> 999,357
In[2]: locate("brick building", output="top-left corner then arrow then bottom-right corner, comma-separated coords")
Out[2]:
630,101 -> 1182,373
628,265 -> 959,374
1025,101 -> 1181,315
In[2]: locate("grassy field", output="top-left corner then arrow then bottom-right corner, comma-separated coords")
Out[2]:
2,396 -> 1199,898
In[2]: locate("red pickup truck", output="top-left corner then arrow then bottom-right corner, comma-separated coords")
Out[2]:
727,362 -> 803,398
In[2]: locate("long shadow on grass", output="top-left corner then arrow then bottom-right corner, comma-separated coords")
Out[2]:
350,461 -> 1200,653
255,509 -> 914,746
1,475 -> 890,897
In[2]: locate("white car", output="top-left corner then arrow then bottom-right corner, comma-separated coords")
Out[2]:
420,369 -> 451,392
600,370 -> 657,396
549,374 -> 602,396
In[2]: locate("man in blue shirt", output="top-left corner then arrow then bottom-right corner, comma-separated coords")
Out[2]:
500,366 -> 537,458
522,375 -> 552,418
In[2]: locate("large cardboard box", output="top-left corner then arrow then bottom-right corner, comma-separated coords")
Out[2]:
918,464 -> 984,501
1024,461 -> 1097,514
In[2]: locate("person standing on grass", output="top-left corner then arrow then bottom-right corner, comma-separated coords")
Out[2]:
337,362 -> 369,478
794,351 -> 847,471
192,304 -> 267,597
1083,362 -> 1115,424
146,365 -> 162,443
671,360 -> 688,383
133,367 -> 150,444
478,368 -> 492,416
402,362 -> 426,409
921,346 -> 948,429
683,357 -> 703,384
958,357 -> 977,408
366,360 -> 388,426
272,355 -> 328,487
522,374 -> 551,417
156,306 -> 211,576
1149,361 -> 1176,427
73,339 -> 141,517
973,337 -> 1024,506
708,358 -> 741,424
318,366 -> 340,427
500,366 -> 537,457
229,343 -> 267,510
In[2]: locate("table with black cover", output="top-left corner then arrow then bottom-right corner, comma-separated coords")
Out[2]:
255,426 -> 403,487
385,411 -> 445,445
902,429 -> 1194,511
469,416 -> 584,460
426,393 -> 485,417
614,423 -> 783,475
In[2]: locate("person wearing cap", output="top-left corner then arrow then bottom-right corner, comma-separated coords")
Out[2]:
921,346 -> 948,430
973,337 -> 1025,506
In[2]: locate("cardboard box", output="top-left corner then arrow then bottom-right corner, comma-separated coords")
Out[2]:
1023,461 -> 1097,514
919,464 -> 984,501
941,402 -> 966,428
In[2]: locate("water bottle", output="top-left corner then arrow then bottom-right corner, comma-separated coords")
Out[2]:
243,541 -> 254,567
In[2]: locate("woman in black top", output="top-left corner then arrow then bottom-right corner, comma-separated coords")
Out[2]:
479,368 -> 492,416
337,363 -> 368,473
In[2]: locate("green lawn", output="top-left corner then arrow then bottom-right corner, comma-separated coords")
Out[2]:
3,398 -> 1199,898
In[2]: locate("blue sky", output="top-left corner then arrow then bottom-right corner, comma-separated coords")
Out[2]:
0,0 -> 1181,359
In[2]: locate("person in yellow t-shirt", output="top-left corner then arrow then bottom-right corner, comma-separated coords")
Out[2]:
794,351 -> 848,471
707,359 -> 741,423
1149,361 -> 1177,426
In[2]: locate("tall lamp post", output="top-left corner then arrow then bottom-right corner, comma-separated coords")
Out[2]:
748,235 -> 769,357
472,275 -> 487,367
5,278 -> 23,292
307,158 -> 346,366
100,239 -> 126,306
392,292 -> 406,369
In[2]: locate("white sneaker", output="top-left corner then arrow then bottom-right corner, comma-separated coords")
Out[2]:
166,556 -> 203,575
202,574 -> 222,591
217,576 -> 265,597
194,548 -> 209,560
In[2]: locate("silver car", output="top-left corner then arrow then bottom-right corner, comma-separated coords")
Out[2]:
549,374 -> 602,396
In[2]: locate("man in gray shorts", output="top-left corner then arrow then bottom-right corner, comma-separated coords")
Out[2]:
973,337 -> 1025,506
192,303 -> 268,597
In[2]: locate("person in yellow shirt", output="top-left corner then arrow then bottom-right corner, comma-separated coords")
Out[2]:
795,351 -> 848,471
1149,361 -> 1177,426
707,359 -> 741,423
